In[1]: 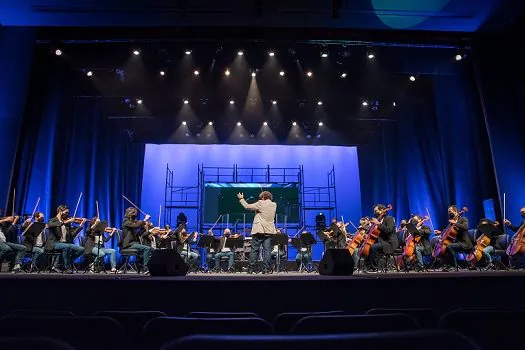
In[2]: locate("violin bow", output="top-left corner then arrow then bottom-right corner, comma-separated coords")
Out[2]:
293,225 -> 306,238
503,193 -> 507,234
22,197 -> 40,236
425,207 -> 435,233
91,200 -> 100,230
158,204 -> 162,228
11,188 -> 16,216
348,220 -> 358,231
72,192 -> 82,219
122,195 -> 147,216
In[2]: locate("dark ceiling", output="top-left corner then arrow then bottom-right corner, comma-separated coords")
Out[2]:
2,0 -> 523,33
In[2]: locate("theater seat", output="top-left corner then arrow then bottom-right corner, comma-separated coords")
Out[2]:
366,308 -> 439,328
4,310 -> 75,319
142,316 -> 274,348
0,337 -> 75,350
186,311 -> 259,318
160,330 -> 480,350
291,313 -> 419,334
93,310 -> 166,334
274,311 -> 347,334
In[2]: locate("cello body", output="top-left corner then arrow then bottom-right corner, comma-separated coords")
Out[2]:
506,225 -> 525,256
358,223 -> 380,257
348,229 -> 367,256
403,234 -> 421,261
467,234 -> 491,262
432,224 -> 459,258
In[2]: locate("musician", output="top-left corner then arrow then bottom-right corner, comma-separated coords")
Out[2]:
438,205 -> 470,271
176,226 -> 200,266
408,215 -> 432,269
504,207 -> 525,266
84,217 -> 118,273
350,217 -> 371,268
238,191 -> 277,274
324,218 -> 346,249
364,204 -> 397,273
295,231 -> 313,270
0,216 -> 25,273
46,205 -> 86,273
212,228 -> 235,272
121,207 -> 152,270
471,218 -> 502,269
156,225 -> 176,249
21,212 -> 46,265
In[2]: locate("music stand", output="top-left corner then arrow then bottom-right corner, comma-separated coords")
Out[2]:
271,234 -> 289,273
92,221 -> 108,274
22,222 -> 46,273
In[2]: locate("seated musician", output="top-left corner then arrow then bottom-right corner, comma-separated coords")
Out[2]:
270,228 -> 286,267
176,226 -> 200,266
212,228 -> 236,272
364,204 -> 397,273
46,205 -> 86,273
470,218 -> 502,269
504,207 -> 525,267
295,231 -> 313,270
324,218 -> 346,249
437,205 -> 470,271
121,207 -> 152,271
143,222 -> 158,249
156,225 -> 176,249
407,215 -> 432,270
21,212 -> 46,266
0,215 -> 26,273
85,217 -> 118,273
350,217 -> 370,268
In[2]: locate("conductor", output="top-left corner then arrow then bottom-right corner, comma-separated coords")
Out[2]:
237,191 -> 277,274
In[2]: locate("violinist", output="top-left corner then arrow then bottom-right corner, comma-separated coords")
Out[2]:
84,217 -> 118,273
294,231 -> 313,271
436,205 -> 470,271
46,205 -> 86,273
324,218 -> 346,249
156,225 -> 176,249
21,212 -> 46,266
0,215 -> 25,273
176,225 -> 200,266
211,228 -> 236,272
364,204 -> 397,273
504,207 -> 525,267
121,207 -> 152,271
404,215 -> 432,270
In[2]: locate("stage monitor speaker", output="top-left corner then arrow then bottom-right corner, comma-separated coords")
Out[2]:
147,249 -> 188,276
318,249 -> 354,275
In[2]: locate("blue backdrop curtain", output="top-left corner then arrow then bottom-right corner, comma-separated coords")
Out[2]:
359,62 -> 499,229
11,52 -> 145,245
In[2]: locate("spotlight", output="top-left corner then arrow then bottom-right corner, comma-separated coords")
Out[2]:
133,50 -> 140,56
55,49 -> 62,56
269,51 -> 275,57
208,121 -> 213,126
362,101 -> 368,106
272,100 -> 277,105
341,73 -> 347,78
237,50 -> 244,56
263,121 -> 268,126
368,53 -> 375,59
160,70 -> 166,76
393,101 -> 396,107
137,99 -> 143,105
183,99 -> 189,104
182,121 -> 187,126
279,71 -> 285,76
318,121 -> 323,126
321,52 -> 328,58
185,50 -> 191,55
237,122 -> 242,126
225,69 -> 230,76
251,72 -> 256,77
229,100 -> 235,105
409,75 -> 416,82
317,101 -> 323,106
306,71 -> 313,77
292,122 -> 297,126
86,71 -> 93,77
194,70 -> 200,75
455,54 -> 463,61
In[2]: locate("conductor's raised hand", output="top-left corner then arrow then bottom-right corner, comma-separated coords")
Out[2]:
237,193 -> 244,200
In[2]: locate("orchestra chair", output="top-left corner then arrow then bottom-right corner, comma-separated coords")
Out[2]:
366,308 -> 440,329
493,234 -> 510,270
273,311 -> 347,334
439,309 -> 525,349
142,316 -> 274,349
93,310 -> 166,336
3,310 -> 75,319
185,312 -> 259,318
0,337 -> 75,350
291,314 -> 419,335
0,316 -> 125,350
160,330 -> 481,350
116,230 -> 140,274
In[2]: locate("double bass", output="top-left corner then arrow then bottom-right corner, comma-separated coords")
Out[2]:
432,207 -> 468,258
358,205 -> 392,257
346,217 -> 370,256
402,215 -> 430,262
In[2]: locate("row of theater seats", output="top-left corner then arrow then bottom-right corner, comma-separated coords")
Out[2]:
0,308 -> 521,349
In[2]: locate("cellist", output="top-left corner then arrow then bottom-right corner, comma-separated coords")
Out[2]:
504,207 -> 525,267
435,205 -> 470,271
405,214 -> 432,270
364,204 -> 397,273
469,218 -> 501,269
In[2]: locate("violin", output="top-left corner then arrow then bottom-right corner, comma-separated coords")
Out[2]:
104,227 -> 118,234
432,207 -> 468,258
346,218 -> 370,255
71,217 -> 87,224
506,221 -> 525,256
358,205 -> 392,257
402,215 -> 430,261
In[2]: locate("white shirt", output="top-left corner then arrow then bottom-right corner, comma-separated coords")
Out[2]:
60,225 -> 67,242
0,229 -> 6,243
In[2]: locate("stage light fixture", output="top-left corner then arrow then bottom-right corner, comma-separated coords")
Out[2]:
208,121 -> 213,126
160,70 -> 166,76
183,99 -> 189,104
225,69 -> 231,76
230,100 -> 235,105
321,52 -> 328,58
263,121 -> 268,126
182,121 -> 187,125
292,121 -> 297,126
251,72 -> 256,77
409,75 -> 416,82
455,54 -> 463,61
368,53 -> 375,59
318,121 -> 323,126
362,101 -> 368,106
194,70 -> 200,75
133,50 -> 140,56
317,100 -> 323,106
306,71 -> 313,77
237,122 -> 242,126
316,134 -> 321,139
237,50 -> 244,56
341,73 -> 347,78
272,100 -> 277,105
393,101 -> 396,107
185,50 -> 191,55
86,71 -> 93,77
137,99 -> 143,105
269,51 -> 275,57
55,49 -> 62,56
279,71 -> 285,76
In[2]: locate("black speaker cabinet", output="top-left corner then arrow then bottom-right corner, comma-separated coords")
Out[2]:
147,249 -> 189,276
318,249 -> 354,275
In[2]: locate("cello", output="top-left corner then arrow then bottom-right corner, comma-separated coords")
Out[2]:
432,207 -> 468,258
467,220 -> 498,262
358,205 -> 392,257
402,215 -> 430,262
506,223 -> 525,256
346,217 -> 370,256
